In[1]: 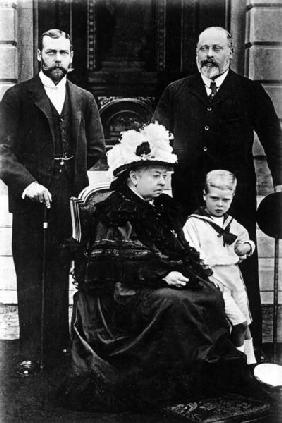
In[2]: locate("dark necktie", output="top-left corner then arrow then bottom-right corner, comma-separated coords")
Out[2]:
209,81 -> 217,99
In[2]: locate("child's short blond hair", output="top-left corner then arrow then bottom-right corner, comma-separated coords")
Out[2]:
205,169 -> 237,193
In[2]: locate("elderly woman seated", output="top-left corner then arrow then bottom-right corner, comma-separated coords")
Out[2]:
63,123 -> 268,411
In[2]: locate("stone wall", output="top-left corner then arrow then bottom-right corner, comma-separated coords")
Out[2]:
0,1 -> 17,99
245,0 -> 282,311
0,0 -> 35,305
0,1 -> 18,304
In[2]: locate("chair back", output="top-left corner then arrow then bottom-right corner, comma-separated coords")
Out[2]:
70,182 -> 112,242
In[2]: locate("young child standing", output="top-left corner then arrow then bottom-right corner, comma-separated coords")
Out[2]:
183,169 -> 256,365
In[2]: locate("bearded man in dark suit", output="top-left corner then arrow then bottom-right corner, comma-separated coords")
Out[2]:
0,29 -> 105,374
153,26 -> 282,358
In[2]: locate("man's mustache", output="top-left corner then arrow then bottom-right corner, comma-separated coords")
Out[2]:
201,60 -> 218,67
42,64 -> 73,73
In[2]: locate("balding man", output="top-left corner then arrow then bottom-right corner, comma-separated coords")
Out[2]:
153,26 -> 282,359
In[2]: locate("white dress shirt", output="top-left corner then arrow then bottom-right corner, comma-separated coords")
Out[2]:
22,72 -> 67,198
39,71 -> 66,114
201,70 -> 229,96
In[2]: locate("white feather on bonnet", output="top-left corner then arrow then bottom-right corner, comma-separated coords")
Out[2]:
107,122 -> 177,179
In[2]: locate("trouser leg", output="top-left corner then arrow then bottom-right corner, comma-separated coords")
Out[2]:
12,209 -> 44,360
12,207 -> 71,362
43,248 -> 70,360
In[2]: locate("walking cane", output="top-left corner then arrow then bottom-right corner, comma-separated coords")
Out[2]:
256,192 -> 282,363
40,205 -> 48,371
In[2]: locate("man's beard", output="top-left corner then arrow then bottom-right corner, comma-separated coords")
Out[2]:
41,62 -> 69,83
197,58 -> 230,79
199,59 -> 220,79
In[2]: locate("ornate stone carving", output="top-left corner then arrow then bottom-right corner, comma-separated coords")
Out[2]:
156,0 -> 166,71
87,0 -> 96,71
180,0 -> 197,72
87,0 -> 167,73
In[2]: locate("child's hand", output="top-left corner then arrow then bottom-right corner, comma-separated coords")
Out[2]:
234,241 -> 251,256
237,254 -> 247,263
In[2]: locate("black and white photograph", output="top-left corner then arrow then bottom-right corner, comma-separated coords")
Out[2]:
0,0 -> 281,422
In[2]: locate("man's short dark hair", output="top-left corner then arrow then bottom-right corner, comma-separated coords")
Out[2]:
39,29 -> 72,51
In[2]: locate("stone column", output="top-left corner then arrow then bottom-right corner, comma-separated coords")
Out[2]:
17,0 -> 35,82
0,1 -> 18,304
229,0 -> 247,75
245,0 -> 282,195
0,0 -> 17,100
0,1 -> 34,306
245,0 -> 282,120
0,0 -> 34,101
244,0 -> 282,335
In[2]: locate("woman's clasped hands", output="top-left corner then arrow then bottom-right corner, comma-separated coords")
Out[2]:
163,271 -> 189,289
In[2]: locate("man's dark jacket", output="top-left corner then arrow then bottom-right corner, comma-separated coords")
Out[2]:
0,75 -> 105,212
153,70 -> 282,224
0,75 -> 105,360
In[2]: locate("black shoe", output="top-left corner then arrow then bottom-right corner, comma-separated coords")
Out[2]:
16,360 -> 40,377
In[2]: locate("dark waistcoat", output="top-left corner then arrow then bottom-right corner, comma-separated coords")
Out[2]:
50,87 -> 73,157
49,88 -> 74,180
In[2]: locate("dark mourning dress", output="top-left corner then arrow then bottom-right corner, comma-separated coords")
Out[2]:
63,186 -> 249,410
